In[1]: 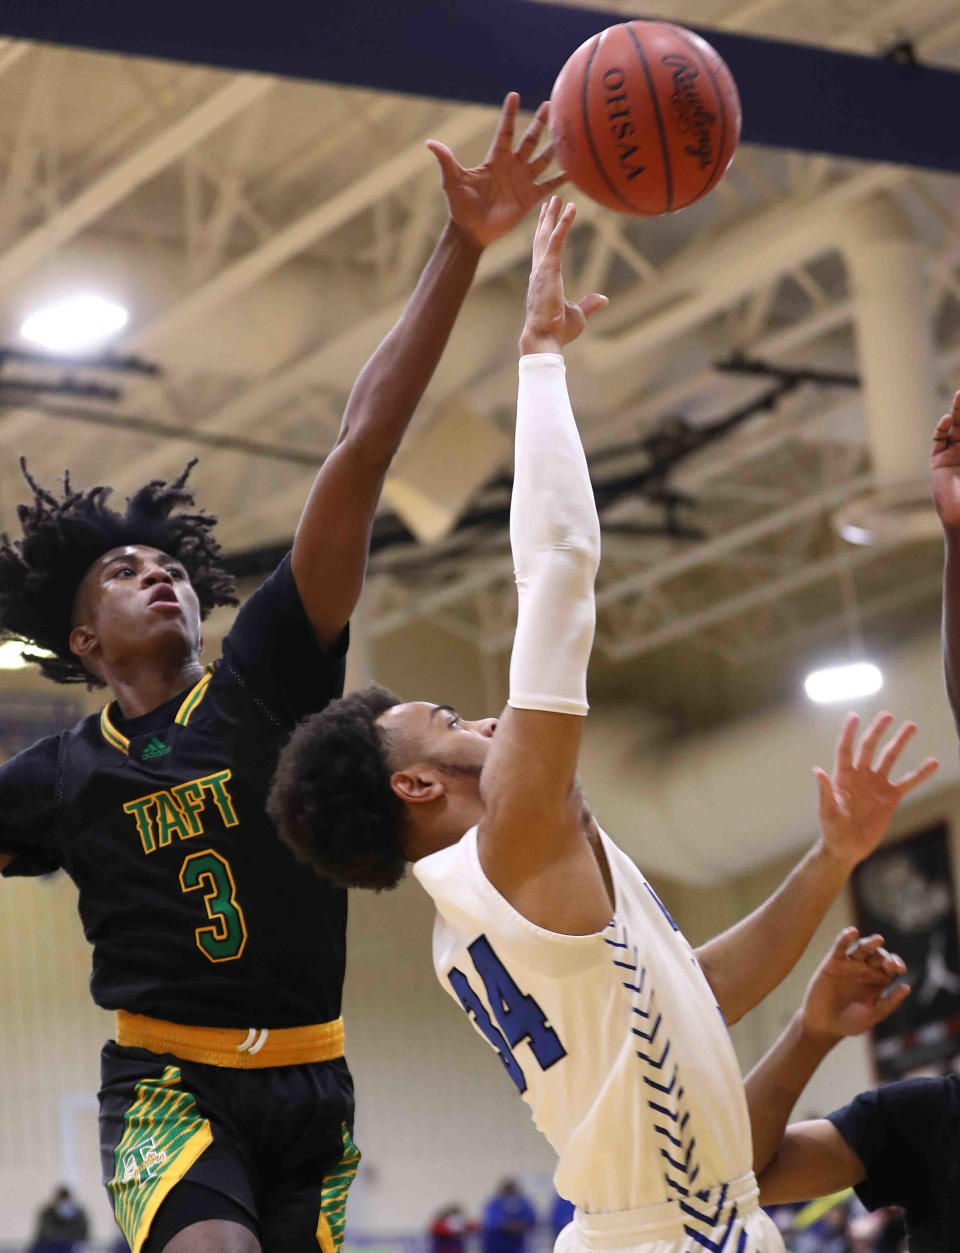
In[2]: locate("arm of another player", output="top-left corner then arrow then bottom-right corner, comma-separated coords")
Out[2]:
477,199 -> 608,935
931,390 -> 960,732
748,927 -> 908,1201
0,853 -> 12,873
291,94 -> 565,648
695,712 -> 936,1024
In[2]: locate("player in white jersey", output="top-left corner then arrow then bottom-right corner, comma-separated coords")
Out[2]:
268,199 -> 937,1253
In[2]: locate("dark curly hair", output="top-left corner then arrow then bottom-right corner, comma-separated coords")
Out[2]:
268,684 -> 407,890
0,458 -> 238,686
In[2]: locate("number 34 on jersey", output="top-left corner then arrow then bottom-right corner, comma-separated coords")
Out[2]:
448,935 -> 566,1094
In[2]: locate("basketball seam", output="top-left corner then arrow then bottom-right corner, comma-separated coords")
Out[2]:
673,26 -> 730,200
625,21 -> 672,214
581,32 -> 637,212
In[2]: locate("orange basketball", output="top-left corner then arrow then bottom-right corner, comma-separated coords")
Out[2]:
549,20 -> 741,216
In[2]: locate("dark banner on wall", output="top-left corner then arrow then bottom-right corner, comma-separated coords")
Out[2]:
852,823 -> 960,1080
1,1 -> 960,172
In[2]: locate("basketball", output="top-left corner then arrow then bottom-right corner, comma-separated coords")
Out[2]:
549,20 -> 742,216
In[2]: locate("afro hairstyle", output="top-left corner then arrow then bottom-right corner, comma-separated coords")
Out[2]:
267,684 -> 408,890
0,457 -> 238,686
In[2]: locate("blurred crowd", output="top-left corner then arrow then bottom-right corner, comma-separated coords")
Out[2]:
429,1186 -> 907,1253
12,1178 -> 908,1253
767,1198 -> 905,1252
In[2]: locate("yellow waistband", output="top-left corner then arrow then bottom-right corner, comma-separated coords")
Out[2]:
116,1010 -> 344,1069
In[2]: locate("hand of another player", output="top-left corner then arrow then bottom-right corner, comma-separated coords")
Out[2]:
519,198 -> 608,355
800,926 -> 909,1044
930,390 -> 960,532
814,712 -> 938,868
427,93 -> 566,249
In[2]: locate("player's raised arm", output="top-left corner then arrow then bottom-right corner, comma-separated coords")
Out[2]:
694,712 -> 937,1024
748,928 -> 908,1203
931,390 -> 960,733
291,94 -> 565,648
476,198 -> 608,935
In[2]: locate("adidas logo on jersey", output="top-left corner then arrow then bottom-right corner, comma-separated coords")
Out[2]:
140,737 -> 171,761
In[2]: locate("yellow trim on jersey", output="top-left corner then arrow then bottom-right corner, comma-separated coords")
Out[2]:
100,705 -> 131,755
174,664 -> 214,726
99,664 -> 214,752
116,1010 -> 345,1069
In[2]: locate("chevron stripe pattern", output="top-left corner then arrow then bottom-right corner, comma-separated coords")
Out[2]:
605,920 -> 753,1253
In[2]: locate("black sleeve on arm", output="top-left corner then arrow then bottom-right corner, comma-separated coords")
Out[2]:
221,552 -> 349,721
827,1077 -> 942,1212
0,735 -> 64,877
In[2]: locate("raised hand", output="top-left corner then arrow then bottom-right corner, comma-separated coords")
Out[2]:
801,927 -> 909,1043
814,712 -> 938,868
931,390 -> 960,531
427,93 -> 566,250
520,198 -> 608,355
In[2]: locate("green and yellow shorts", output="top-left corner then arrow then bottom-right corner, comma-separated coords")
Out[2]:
98,1017 -> 358,1253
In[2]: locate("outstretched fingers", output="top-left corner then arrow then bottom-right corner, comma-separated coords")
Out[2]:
487,91 -> 520,158
544,200 -> 577,258
516,100 -> 549,159
876,981 -> 911,1020
529,140 -> 556,172
425,140 -> 463,187
532,196 -> 562,266
577,292 -> 609,322
892,755 -> 940,795
846,933 -> 904,979
832,712 -> 859,778
852,710 -> 894,771
831,926 -> 860,960
535,171 -> 569,197
813,765 -> 838,823
874,720 -> 917,777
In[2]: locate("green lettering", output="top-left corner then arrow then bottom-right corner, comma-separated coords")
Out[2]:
154,791 -> 190,847
171,781 -> 205,837
200,770 -> 238,827
123,795 -> 158,855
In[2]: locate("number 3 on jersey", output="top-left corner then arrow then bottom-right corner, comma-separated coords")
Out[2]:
448,935 -> 565,1093
179,849 -> 248,962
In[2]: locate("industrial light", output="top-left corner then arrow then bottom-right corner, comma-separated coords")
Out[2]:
804,661 -> 883,704
838,522 -> 874,546
20,293 -> 129,353
0,640 -> 29,670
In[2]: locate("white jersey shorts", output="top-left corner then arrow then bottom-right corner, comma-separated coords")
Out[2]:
555,1173 -> 783,1253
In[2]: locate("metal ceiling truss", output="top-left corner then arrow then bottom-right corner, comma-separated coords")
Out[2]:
0,3 -> 959,673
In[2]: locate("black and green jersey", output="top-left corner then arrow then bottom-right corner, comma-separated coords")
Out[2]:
0,555 -> 348,1028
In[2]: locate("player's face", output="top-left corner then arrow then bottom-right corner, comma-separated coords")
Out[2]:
377,701 -> 497,779
71,545 -> 202,667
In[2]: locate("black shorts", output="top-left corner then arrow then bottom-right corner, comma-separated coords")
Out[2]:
99,1041 -> 357,1253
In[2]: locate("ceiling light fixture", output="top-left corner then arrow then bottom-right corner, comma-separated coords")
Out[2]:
804,661 -> 883,704
803,543 -> 883,704
0,640 -> 30,670
20,293 -> 129,354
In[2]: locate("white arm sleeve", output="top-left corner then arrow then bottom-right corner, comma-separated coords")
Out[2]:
508,353 -> 601,716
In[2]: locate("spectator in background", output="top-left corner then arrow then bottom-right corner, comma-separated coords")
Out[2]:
847,1206 -> 906,1253
550,1192 -> 575,1241
481,1180 -> 536,1253
793,1200 -> 852,1253
30,1185 -> 89,1253
431,1204 -> 475,1253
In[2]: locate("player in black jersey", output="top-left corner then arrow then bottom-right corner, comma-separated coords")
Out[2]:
0,95 -> 564,1253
